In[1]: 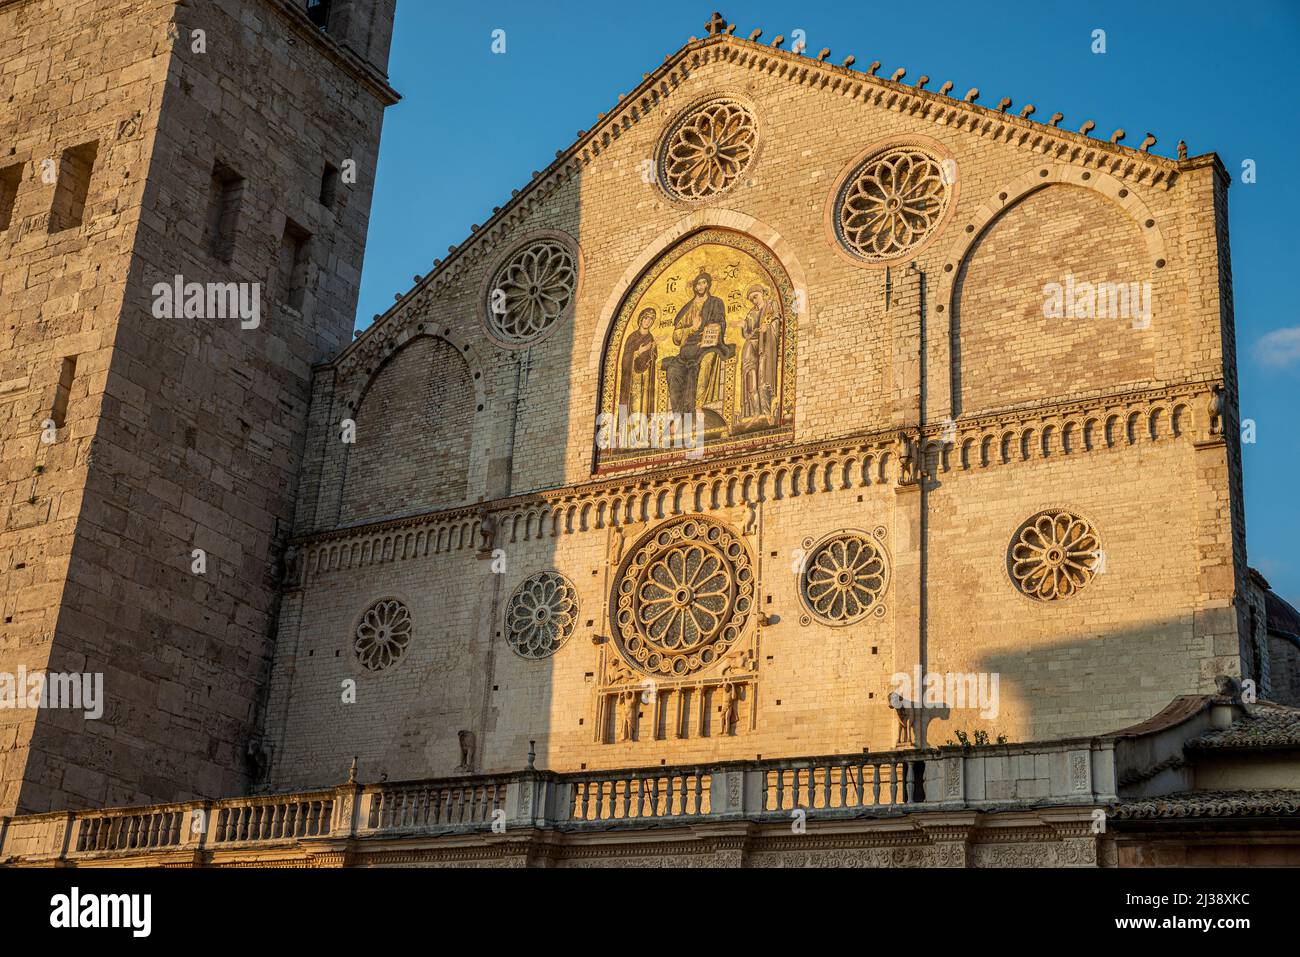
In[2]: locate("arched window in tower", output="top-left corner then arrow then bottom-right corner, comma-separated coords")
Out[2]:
305,0 -> 332,30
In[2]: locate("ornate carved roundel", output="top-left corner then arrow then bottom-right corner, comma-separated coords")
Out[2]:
833,145 -> 951,263
506,572 -> 579,659
611,516 -> 755,677
800,531 -> 889,625
354,598 -> 413,672
658,97 -> 757,201
484,237 -> 578,346
1007,510 -> 1101,601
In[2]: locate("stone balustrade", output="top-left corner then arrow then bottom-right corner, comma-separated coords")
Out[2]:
0,738 -> 1117,865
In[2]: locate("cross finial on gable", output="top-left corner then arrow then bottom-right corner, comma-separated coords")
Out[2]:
706,11 -> 727,35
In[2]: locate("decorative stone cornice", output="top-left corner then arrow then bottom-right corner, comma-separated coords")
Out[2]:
291,379 -> 1218,583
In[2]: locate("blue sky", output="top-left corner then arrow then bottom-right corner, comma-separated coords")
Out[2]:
356,0 -> 1300,600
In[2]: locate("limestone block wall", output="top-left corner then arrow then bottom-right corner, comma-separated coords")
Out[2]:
1,0 -> 396,814
0,0 -> 176,814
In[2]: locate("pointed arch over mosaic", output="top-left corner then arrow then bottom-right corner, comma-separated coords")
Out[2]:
596,228 -> 797,472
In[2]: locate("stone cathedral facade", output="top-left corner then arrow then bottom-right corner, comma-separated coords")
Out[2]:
264,18 -> 1259,790
4,4 -> 1300,867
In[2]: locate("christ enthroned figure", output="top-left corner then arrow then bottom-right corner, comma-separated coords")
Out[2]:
662,270 -> 733,419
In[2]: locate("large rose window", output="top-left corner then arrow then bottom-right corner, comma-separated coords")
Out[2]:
659,98 -> 757,201
834,146 -> 951,263
611,517 -> 754,677
1007,510 -> 1101,601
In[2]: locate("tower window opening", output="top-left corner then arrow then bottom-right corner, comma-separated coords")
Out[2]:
305,0 -> 332,30
49,141 -> 98,233
320,162 -> 340,209
0,163 -> 21,231
205,161 -> 245,263
51,356 -> 77,429
277,219 -> 313,312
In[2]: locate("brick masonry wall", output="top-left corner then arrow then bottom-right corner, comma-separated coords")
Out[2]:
262,41 -> 1247,790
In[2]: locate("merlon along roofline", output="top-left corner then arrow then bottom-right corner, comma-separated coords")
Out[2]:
334,10 -> 1218,368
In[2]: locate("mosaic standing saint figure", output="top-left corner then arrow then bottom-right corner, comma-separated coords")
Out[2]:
663,270 -> 732,416
617,307 -> 659,418
740,284 -> 779,419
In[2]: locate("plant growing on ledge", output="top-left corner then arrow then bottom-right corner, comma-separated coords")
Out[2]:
947,729 -> 1009,747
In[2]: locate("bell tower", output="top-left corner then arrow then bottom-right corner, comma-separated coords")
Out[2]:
0,0 -> 398,813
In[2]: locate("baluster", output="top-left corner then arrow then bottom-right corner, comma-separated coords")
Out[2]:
871,763 -> 882,806
775,769 -> 785,810
694,774 -> 704,815
891,762 -> 901,804
904,761 -> 915,803
839,763 -> 849,808
677,774 -> 688,816
823,764 -> 832,809
580,781 -> 591,821
650,776 -> 660,817
792,768 -> 803,810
